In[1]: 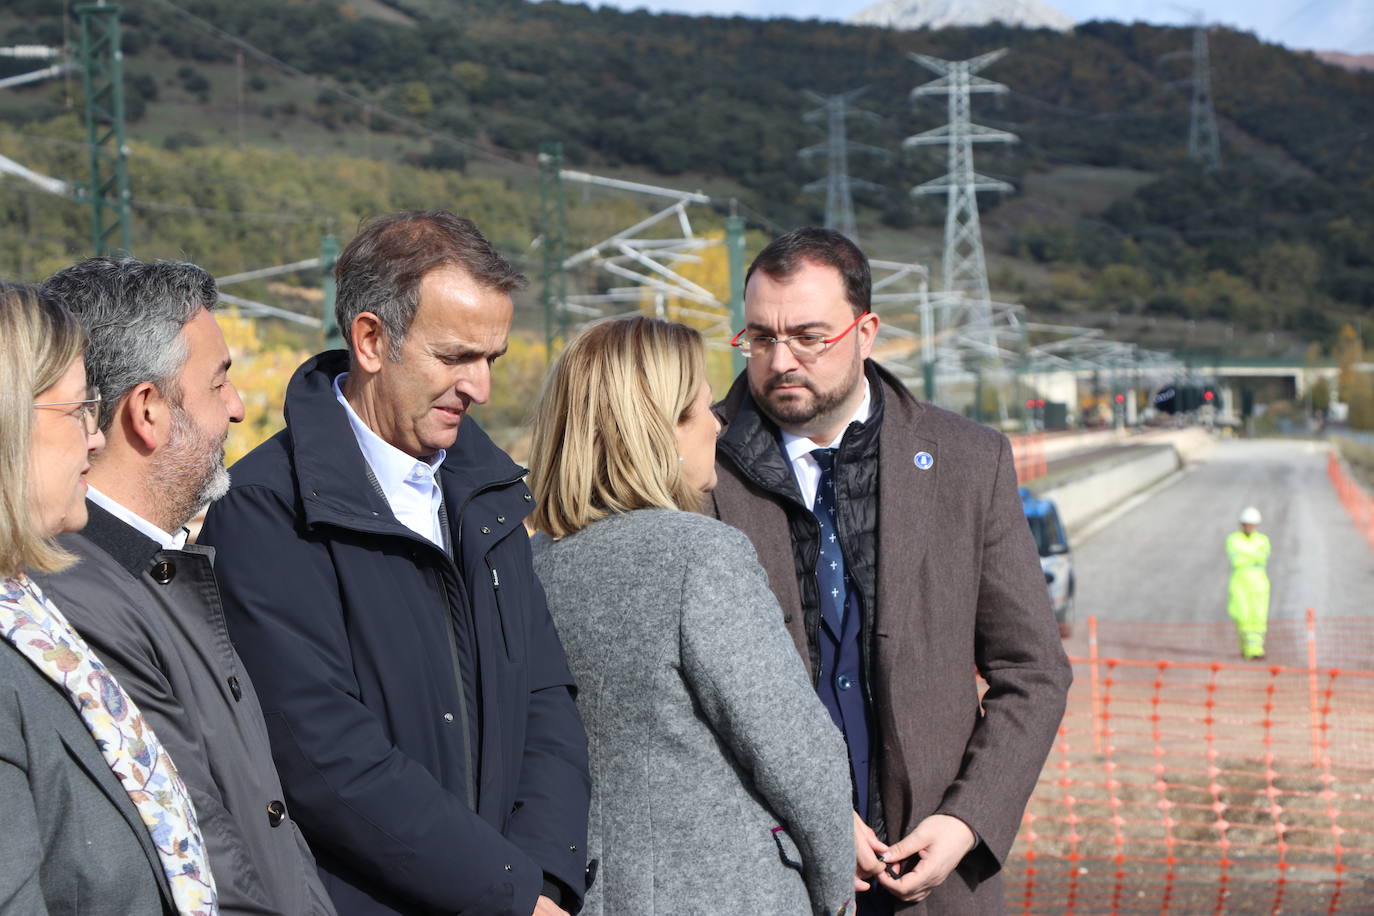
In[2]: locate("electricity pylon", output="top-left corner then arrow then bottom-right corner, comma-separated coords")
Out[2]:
1188,25 -> 1221,169
904,50 -> 1016,362
799,88 -> 885,245
76,1 -> 132,255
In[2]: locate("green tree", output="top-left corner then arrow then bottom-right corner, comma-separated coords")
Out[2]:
399,81 -> 433,119
1095,263 -> 1152,309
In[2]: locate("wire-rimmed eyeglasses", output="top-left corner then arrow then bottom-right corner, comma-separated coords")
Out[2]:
730,311 -> 869,361
35,389 -> 102,436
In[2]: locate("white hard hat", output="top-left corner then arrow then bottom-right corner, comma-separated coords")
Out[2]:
1239,507 -> 1262,526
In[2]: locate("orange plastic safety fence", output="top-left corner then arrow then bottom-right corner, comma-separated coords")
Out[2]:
1011,431 -> 1048,484
1070,613 -> 1374,673
1328,450 -> 1374,553
1006,648 -> 1374,914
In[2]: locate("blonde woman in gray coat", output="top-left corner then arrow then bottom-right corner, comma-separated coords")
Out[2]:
528,316 -> 854,916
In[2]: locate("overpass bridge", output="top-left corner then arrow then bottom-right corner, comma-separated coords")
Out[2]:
1006,358 -> 1374,428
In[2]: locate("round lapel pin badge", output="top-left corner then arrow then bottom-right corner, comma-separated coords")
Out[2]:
914,451 -> 934,470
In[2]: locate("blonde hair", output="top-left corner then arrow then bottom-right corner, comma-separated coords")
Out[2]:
0,283 -> 87,578
529,316 -> 706,538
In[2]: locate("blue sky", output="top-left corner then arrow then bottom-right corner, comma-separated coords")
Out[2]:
591,0 -> 1374,54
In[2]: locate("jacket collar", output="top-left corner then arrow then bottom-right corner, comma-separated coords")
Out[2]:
78,499 -> 162,580
284,351 -> 526,535
714,360 -> 890,504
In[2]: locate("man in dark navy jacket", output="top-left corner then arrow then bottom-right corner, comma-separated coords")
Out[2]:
199,211 -> 591,916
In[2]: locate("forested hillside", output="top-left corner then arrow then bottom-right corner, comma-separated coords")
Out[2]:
1,0 -> 1371,356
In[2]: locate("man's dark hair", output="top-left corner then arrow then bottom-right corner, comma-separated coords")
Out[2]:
41,258 -> 218,432
744,227 -> 870,317
334,210 -> 528,359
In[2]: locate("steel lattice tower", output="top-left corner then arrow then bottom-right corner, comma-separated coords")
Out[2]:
77,1 -> 132,256
800,88 -> 883,245
1188,26 -> 1221,169
904,50 -> 1016,360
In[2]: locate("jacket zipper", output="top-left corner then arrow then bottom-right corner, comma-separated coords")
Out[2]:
437,471 -> 525,809
430,562 -> 477,811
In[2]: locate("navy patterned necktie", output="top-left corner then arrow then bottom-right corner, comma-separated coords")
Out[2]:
812,448 -> 848,630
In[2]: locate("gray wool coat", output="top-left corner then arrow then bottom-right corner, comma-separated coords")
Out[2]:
532,509 -> 855,916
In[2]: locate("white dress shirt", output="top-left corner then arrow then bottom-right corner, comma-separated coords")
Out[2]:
779,380 -> 872,509
333,373 -> 447,547
87,486 -> 189,550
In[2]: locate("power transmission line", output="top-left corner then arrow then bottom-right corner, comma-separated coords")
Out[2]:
905,49 -> 1017,364
1187,25 -> 1222,169
798,87 -> 884,245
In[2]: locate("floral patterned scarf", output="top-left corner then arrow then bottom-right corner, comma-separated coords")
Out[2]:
0,574 -> 218,915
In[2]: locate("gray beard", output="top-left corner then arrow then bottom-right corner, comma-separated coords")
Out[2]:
151,405 -> 230,532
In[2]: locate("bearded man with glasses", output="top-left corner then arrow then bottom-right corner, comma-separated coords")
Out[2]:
708,227 -> 1072,916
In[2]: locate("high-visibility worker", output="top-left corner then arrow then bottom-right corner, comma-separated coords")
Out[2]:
1226,506 -> 1271,660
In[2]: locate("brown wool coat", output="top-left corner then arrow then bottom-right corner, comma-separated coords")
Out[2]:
706,365 -> 1073,915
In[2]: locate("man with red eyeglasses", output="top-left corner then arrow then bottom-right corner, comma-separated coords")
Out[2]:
708,228 -> 1071,915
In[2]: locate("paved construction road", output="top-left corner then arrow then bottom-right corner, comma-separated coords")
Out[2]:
1066,438 -> 1374,664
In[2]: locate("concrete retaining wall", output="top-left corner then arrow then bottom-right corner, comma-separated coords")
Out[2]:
1039,428 -> 1217,534
1042,447 -> 1181,534
1037,428 -> 1127,461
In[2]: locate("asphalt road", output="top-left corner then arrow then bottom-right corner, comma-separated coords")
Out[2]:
1067,439 -> 1374,664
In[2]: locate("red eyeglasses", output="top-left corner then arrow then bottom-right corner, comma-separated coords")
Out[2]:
730,311 -> 869,362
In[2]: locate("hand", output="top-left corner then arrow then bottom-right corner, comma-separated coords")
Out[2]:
876,814 -> 977,903
852,810 -> 888,892
532,895 -> 570,916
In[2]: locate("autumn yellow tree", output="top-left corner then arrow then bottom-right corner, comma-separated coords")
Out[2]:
218,314 -> 312,466
1336,323 -> 1374,430
634,230 -> 740,395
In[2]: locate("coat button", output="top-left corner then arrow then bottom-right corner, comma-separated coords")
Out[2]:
496,516 -> 505,524
442,712 -> 454,723
266,800 -> 286,827
569,844 -> 578,852
150,560 -> 175,584
228,676 -> 242,701
481,526 -> 491,534
523,493 -> 532,501
503,864 -> 512,872
837,675 -> 853,691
